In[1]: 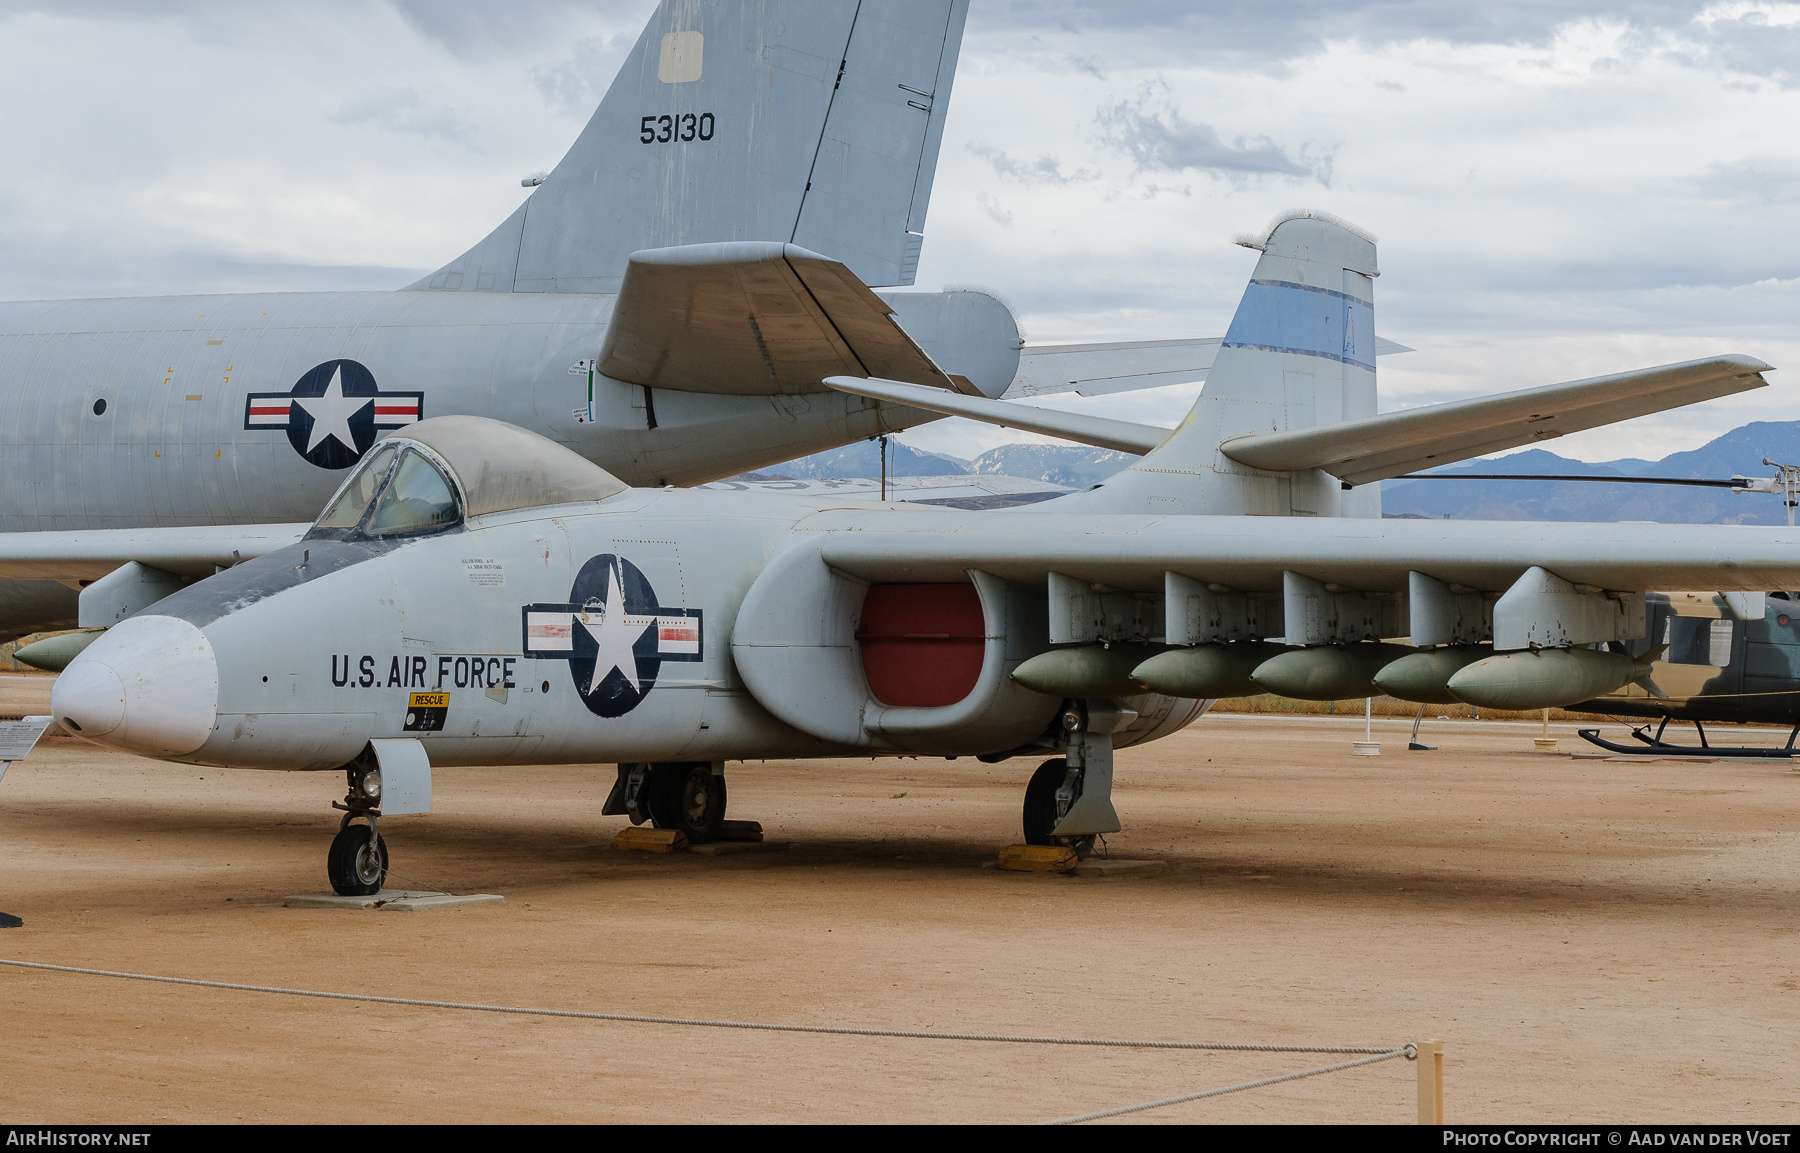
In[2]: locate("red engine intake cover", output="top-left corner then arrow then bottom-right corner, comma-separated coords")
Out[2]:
857,584 -> 985,707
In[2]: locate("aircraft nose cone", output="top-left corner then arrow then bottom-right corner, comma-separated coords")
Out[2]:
49,660 -> 126,737
51,615 -> 218,757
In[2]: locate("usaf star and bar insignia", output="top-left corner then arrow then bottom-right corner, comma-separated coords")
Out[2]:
521,554 -> 702,718
244,359 -> 424,470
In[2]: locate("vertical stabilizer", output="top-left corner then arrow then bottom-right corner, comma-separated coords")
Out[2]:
1070,212 -> 1382,517
411,0 -> 969,295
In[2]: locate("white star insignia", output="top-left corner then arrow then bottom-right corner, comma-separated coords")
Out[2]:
293,365 -> 372,454
577,562 -> 657,696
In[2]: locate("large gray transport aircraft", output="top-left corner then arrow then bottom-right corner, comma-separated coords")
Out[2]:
10,216 -> 1787,894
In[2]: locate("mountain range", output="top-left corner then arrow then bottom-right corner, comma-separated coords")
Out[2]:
1380,420 -> 1800,525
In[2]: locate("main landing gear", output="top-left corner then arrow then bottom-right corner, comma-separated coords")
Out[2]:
328,751 -> 389,896
605,761 -> 727,843
1021,700 -> 1127,859
1023,758 -> 1096,859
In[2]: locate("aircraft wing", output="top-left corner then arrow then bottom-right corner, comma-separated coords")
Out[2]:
802,507 -> 1799,594
598,242 -> 972,397
1221,355 -> 1771,486
1003,335 -> 1412,399
0,524 -> 308,583
701,473 -> 1070,510
823,375 -> 1168,454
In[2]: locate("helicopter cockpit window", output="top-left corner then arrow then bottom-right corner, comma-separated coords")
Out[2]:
313,444 -> 398,532
1663,615 -> 1735,666
366,450 -> 461,537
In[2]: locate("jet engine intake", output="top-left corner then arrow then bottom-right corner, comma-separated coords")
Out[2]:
731,546 -> 1058,755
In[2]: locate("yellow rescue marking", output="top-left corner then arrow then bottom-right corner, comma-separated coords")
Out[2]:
185,395 -> 201,401
409,692 -> 448,708
205,340 -> 222,346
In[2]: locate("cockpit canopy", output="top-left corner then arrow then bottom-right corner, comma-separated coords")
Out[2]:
307,416 -> 628,541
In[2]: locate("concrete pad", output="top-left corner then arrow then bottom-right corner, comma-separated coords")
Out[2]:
689,840 -> 789,856
1071,858 -> 1167,878
382,892 -> 504,912
284,890 -> 503,911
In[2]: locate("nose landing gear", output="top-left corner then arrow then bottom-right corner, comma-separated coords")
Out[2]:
327,753 -> 388,896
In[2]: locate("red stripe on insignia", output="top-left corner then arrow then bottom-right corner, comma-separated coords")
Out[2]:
247,404 -> 290,415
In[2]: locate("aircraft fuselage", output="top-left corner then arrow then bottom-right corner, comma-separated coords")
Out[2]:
0,289 -> 936,533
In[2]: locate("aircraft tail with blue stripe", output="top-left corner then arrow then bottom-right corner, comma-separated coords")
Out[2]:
1072,211 -> 1382,518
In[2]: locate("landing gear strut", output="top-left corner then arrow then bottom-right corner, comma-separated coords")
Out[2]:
604,761 -> 727,843
1020,700 -> 1127,858
328,752 -> 389,896
1023,758 -> 1096,859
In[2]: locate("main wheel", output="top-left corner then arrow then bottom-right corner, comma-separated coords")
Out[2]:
327,824 -> 389,896
1022,758 -> 1096,860
647,764 -> 727,843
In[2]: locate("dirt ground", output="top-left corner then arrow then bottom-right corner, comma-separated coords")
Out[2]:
2,673 -> 1797,1125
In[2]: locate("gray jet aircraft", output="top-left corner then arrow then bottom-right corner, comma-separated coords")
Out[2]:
15,215 -> 1790,895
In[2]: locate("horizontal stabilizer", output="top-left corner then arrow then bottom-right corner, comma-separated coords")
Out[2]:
1220,355 -> 1772,486
823,376 -> 1169,455
1006,338 -> 1220,399
1004,335 -> 1412,399
0,524 -> 307,583
599,243 -> 966,397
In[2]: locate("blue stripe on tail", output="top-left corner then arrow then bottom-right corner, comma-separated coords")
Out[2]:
1221,279 -> 1374,372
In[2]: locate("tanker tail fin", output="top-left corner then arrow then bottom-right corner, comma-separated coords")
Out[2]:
411,0 -> 968,295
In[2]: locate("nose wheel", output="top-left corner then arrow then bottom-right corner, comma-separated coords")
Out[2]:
328,818 -> 389,896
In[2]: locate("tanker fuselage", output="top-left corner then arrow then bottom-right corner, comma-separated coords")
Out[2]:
0,290 -> 935,535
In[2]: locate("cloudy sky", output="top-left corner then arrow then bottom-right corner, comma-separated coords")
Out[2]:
3,0 -> 1798,465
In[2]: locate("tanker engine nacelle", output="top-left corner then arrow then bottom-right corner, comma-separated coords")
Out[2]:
729,546 -> 1201,757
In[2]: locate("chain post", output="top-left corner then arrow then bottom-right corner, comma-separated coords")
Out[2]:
1415,1040 -> 1444,1124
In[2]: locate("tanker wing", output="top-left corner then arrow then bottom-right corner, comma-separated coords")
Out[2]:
597,243 -> 968,397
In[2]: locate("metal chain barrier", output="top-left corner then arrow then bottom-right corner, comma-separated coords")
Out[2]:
1048,1046 -> 1416,1124
3,958 -> 1434,1120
